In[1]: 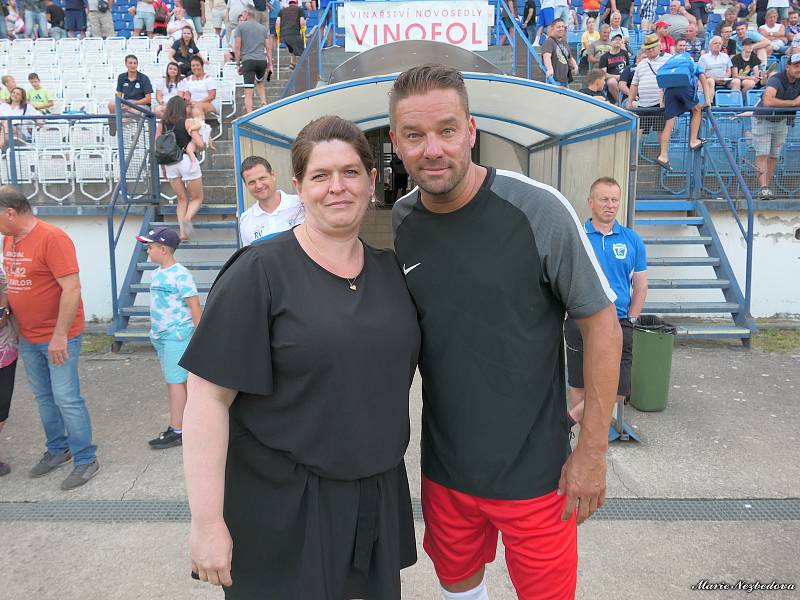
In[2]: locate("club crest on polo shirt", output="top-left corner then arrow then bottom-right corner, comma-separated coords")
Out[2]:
613,243 -> 627,259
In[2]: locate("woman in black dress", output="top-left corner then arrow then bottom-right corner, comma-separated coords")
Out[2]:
181,116 -> 420,599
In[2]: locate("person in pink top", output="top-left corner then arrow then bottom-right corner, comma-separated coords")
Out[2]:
0,265 -> 18,477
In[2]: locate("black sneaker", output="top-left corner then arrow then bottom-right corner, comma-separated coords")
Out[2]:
0,461 -> 10,476
149,427 -> 182,450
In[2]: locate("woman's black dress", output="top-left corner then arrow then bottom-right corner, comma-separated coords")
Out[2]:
180,230 -> 420,599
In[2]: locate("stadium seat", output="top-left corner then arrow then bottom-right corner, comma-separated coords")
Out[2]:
746,89 -> 764,106
38,149 -> 74,204
63,81 -> 92,101
127,37 -> 151,54
81,37 -> 106,54
34,124 -> 70,149
75,148 -> 114,203
56,37 -> 81,54
105,37 -> 128,52
714,90 -> 743,107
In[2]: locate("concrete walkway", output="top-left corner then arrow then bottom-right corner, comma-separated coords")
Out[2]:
1,340 -> 798,599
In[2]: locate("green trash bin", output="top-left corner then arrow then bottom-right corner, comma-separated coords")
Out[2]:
630,315 -> 676,412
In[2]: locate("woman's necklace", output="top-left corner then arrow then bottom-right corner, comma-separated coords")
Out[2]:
303,226 -> 360,291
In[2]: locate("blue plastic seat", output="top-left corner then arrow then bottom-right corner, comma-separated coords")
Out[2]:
714,90 -> 744,107
746,89 -> 764,106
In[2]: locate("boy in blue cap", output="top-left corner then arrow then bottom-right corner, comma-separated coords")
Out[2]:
136,227 -> 202,449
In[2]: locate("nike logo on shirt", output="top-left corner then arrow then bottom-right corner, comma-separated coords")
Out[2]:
403,263 -> 421,276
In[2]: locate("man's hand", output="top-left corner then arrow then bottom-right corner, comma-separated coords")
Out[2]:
48,333 -> 70,366
557,445 -> 607,524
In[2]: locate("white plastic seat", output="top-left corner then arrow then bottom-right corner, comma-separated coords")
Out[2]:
104,37 -> 128,52
81,37 -> 105,54
0,40 -> 10,54
92,81 -> 118,104
62,81 -> 92,101
87,65 -> 114,83
38,149 -> 75,204
59,53 -> 84,70
127,37 -> 151,55
216,79 -> 236,118
56,37 -> 81,54
69,121 -> 106,147
221,62 -> 243,86
62,70 -> 87,84
33,38 -> 56,53
74,147 -> 113,202
8,148 -> 38,184
34,123 -> 69,149
11,39 -> 34,54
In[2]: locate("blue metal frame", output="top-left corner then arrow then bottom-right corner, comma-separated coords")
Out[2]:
235,72 -> 638,218
106,99 -> 159,339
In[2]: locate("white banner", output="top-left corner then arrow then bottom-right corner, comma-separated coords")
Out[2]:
342,1 -> 490,53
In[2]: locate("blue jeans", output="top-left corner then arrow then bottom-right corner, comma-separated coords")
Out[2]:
0,14 -> 7,40
619,12 -> 631,29
24,8 -> 49,38
190,15 -> 203,35
19,335 -> 97,466
50,26 -> 67,40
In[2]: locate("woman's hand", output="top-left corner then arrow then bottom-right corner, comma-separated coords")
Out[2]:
189,519 -> 233,587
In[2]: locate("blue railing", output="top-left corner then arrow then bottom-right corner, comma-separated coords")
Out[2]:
106,97 -> 159,333
279,0 -> 551,99
633,106 -> 766,326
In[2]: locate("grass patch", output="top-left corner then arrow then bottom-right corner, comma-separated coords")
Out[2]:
81,333 -> 113,354
752,329 -> 800,353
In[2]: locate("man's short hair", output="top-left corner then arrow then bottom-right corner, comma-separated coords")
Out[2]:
1,75 -> 12,86
388,64 -> 469,128
735,20 -> 749,29
240,156 -> 273,179
551,18 -> 564,26
600,23 -> 611,32
587,69 -> 606,85
742,37 -> 754,46
125,54 -> 138,63
766,8 -> 779,18
28,72 -> 39,81
0,185 -> 33,214
589,176 -> 621,196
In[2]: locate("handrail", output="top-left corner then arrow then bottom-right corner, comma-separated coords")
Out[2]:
106,97 -> 159,331
494,0 -> 554,83
704,109 -> 755,317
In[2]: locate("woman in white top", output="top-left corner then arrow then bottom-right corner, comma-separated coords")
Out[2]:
180,55 -> 218,119
0,88 -> 43,147
155,62 -> 185,118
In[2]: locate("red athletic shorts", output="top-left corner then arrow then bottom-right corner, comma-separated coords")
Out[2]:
421,475 -> 577,600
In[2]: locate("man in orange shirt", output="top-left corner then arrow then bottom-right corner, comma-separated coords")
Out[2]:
0,186 -> 99,491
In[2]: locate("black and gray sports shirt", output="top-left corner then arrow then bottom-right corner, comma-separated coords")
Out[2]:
393,167 -> 615,500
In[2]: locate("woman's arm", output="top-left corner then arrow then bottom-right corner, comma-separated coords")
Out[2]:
200,81 -> 217,104
183,374 -> 236,587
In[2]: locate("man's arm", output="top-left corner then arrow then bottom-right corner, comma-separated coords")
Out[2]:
135,92 -> 152,105
752,36 -> 771,51
559,303 -> 621,524
763,85 -> 800,107
627,82 -> 638,107
629,271 -> 648,318
542,51 -> 554,75
50,273 -> 82,366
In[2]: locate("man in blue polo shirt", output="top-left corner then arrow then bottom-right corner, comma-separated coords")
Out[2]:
564,177 -> 648,423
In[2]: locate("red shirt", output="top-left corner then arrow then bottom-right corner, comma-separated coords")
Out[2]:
660,35 -> 676,53
2,220 -> 85,343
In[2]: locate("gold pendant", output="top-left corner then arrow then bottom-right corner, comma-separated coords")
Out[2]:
349,283 -> 358,291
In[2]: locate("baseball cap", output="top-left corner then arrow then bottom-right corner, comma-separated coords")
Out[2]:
642,33 -> 660,50
654,20 -> 669,28
789,52 -> 800,64
611,33 -> 623,40
136,227 -> 181,249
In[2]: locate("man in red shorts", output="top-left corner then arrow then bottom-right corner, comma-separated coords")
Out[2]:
390,65 -> 622,599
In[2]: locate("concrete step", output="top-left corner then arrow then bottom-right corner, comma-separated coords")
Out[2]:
672,324 -> 753,339
158,205 -> 236,216
137,260 -> 225,271
648,256 -> 720,267
642,236 -> 713,245
644,301 -> 741,313
154,220 -> 237,229
636,217 -> 705,226
648,278 -> 730,289
130,282 -> 214,294
112,327 -> 151,342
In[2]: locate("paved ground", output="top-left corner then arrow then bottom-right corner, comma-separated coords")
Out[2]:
0,340 -> 798,600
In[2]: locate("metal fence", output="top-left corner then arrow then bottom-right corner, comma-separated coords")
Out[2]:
635,107 -> 800,201
0,97 -> 159,205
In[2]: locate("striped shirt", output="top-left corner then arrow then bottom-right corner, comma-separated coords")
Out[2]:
632,52 -> 672,107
